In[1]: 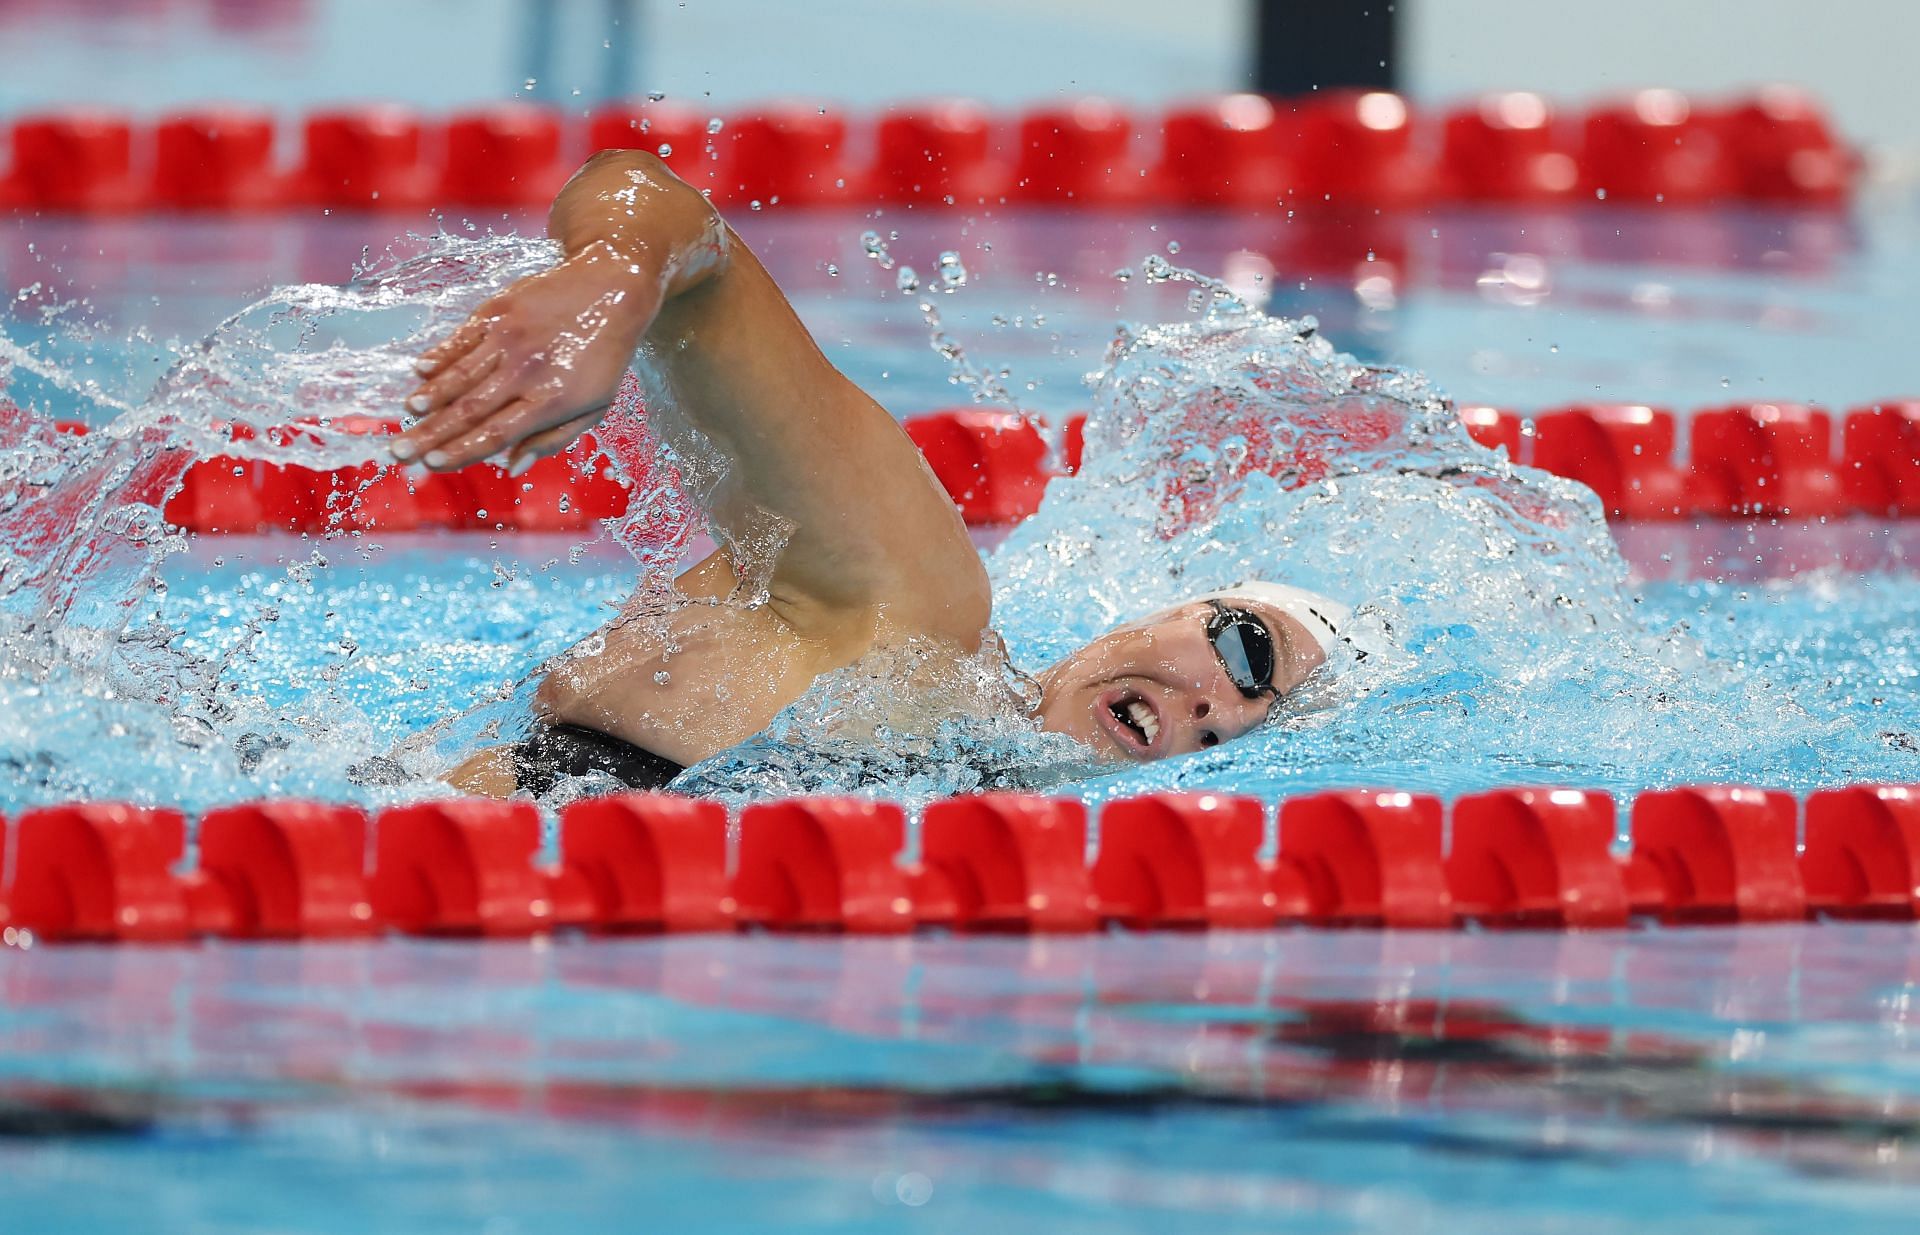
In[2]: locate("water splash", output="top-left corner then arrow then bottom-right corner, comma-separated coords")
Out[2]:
985,272 -> 1910,801
0,235 -> 1910,815
0,233 -> 703,811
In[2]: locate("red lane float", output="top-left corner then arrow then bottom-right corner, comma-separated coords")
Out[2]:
14,783 -> 1920,944
731,798 -> 915,932
1155,94 -> 1292,209
1446,789 -> 1628,928
1531,405 -> 1689,520
1292,91 -> 1436,207
1275,790 -> 1453,929
1716,86 -> 1855,205
903,408 -> 1051,525
1008,99 -> 1141,206
369,799 -> 592,936
99,393 -> 1920,537
1580,89 -> 1740,205
439,105 -> 569,209
1457,405 -> 1524,458
299,106 -> 436,210
559,793 -> 733,932
717,104 -> 856,207
1842,402 -> 1920,517
1091,792 -> 1284,929
1440,92 -> 1581,204
1625,786 -> 1806,923
1801,785 -> 1920,919
873,102 -> 1002,206
196,802 -> 376,938
5,804 -> 202,941
152,108 -> 285,211
917,794 -> 1094,932
1691,403 -> 1846,518
5,111 -> 144,212
1061,413 -> 1088,475
0,88 -> 1860,214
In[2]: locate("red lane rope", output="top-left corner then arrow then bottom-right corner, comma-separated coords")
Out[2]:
0,87 -> 1856,215
37,400 -> 1918,535
1,785 -> 1915,944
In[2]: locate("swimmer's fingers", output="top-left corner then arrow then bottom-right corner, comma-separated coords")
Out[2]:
502,406 -> 608,474
402,374 -> 522,469
403,347 -> 502,420
429,394 -> 587,472
412,313 -> 490,378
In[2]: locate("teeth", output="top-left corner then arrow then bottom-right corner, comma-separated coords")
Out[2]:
1126,700 -> 1159,744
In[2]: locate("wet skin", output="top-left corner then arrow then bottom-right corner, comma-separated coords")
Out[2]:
421,153 -> 1319,795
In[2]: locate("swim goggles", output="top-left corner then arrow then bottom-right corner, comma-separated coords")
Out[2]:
1204,600 -> 1279,699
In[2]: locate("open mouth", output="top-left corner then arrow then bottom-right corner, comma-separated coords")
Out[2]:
1099,689 -> 1162,756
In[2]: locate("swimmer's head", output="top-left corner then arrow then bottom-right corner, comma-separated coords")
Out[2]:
1033,582 -> 1351,762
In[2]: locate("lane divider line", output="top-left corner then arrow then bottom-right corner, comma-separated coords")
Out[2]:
2,785 -> 1915,943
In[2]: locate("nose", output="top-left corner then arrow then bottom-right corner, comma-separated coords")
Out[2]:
1189,682 -> 1268,749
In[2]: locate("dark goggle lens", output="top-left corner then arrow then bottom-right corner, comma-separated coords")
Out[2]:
1207,604 -> 1276,698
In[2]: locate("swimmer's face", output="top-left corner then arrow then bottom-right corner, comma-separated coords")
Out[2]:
1033,599 -> 1326,762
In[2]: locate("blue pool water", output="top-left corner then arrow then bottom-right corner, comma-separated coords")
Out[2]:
4,927 -> 1920,1233
2,204 -> 1915,810
0,198 -> 1917,1231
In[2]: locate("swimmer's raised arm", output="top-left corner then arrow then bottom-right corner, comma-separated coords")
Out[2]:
395,150 -> 986,636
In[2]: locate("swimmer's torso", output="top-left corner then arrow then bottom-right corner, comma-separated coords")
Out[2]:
537,551 -> 885,767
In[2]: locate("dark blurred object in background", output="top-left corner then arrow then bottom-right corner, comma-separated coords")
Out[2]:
1252,0 -> 1397,95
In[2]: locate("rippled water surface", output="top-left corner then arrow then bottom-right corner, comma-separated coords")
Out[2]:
0,207 -> 1915,810
4,927 -> 1920,1234
1,205 -> 1918,1231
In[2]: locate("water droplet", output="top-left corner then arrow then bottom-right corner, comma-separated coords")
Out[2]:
656,143 -> 673,157
1166,240 -> 1182,255
825,262 -> 839,276
936,250 -> 967,289
647,91 -> 666,102
653,671 -> 671,685
1113,267 -> 1134,282
706,117 -> 725,134
896,266 -> 920,294
860,230 -> 895,269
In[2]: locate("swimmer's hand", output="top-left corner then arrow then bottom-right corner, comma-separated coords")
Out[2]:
391,149 -> 726,474
391,243 -> 656,474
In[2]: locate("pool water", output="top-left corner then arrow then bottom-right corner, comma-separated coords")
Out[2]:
4,927 -> 1919,1233
1,198 -> 1918,1231
3,204 -> 1918,810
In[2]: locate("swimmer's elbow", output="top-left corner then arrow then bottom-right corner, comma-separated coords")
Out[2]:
551,149 -> 730,292
554,149 -> 716,232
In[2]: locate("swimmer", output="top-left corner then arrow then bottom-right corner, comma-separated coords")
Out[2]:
417,152 -> 1355,796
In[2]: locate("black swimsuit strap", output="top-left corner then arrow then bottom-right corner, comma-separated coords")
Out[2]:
509,722 -> 687,796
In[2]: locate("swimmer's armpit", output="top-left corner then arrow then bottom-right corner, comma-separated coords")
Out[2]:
393,151 -> 727,473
